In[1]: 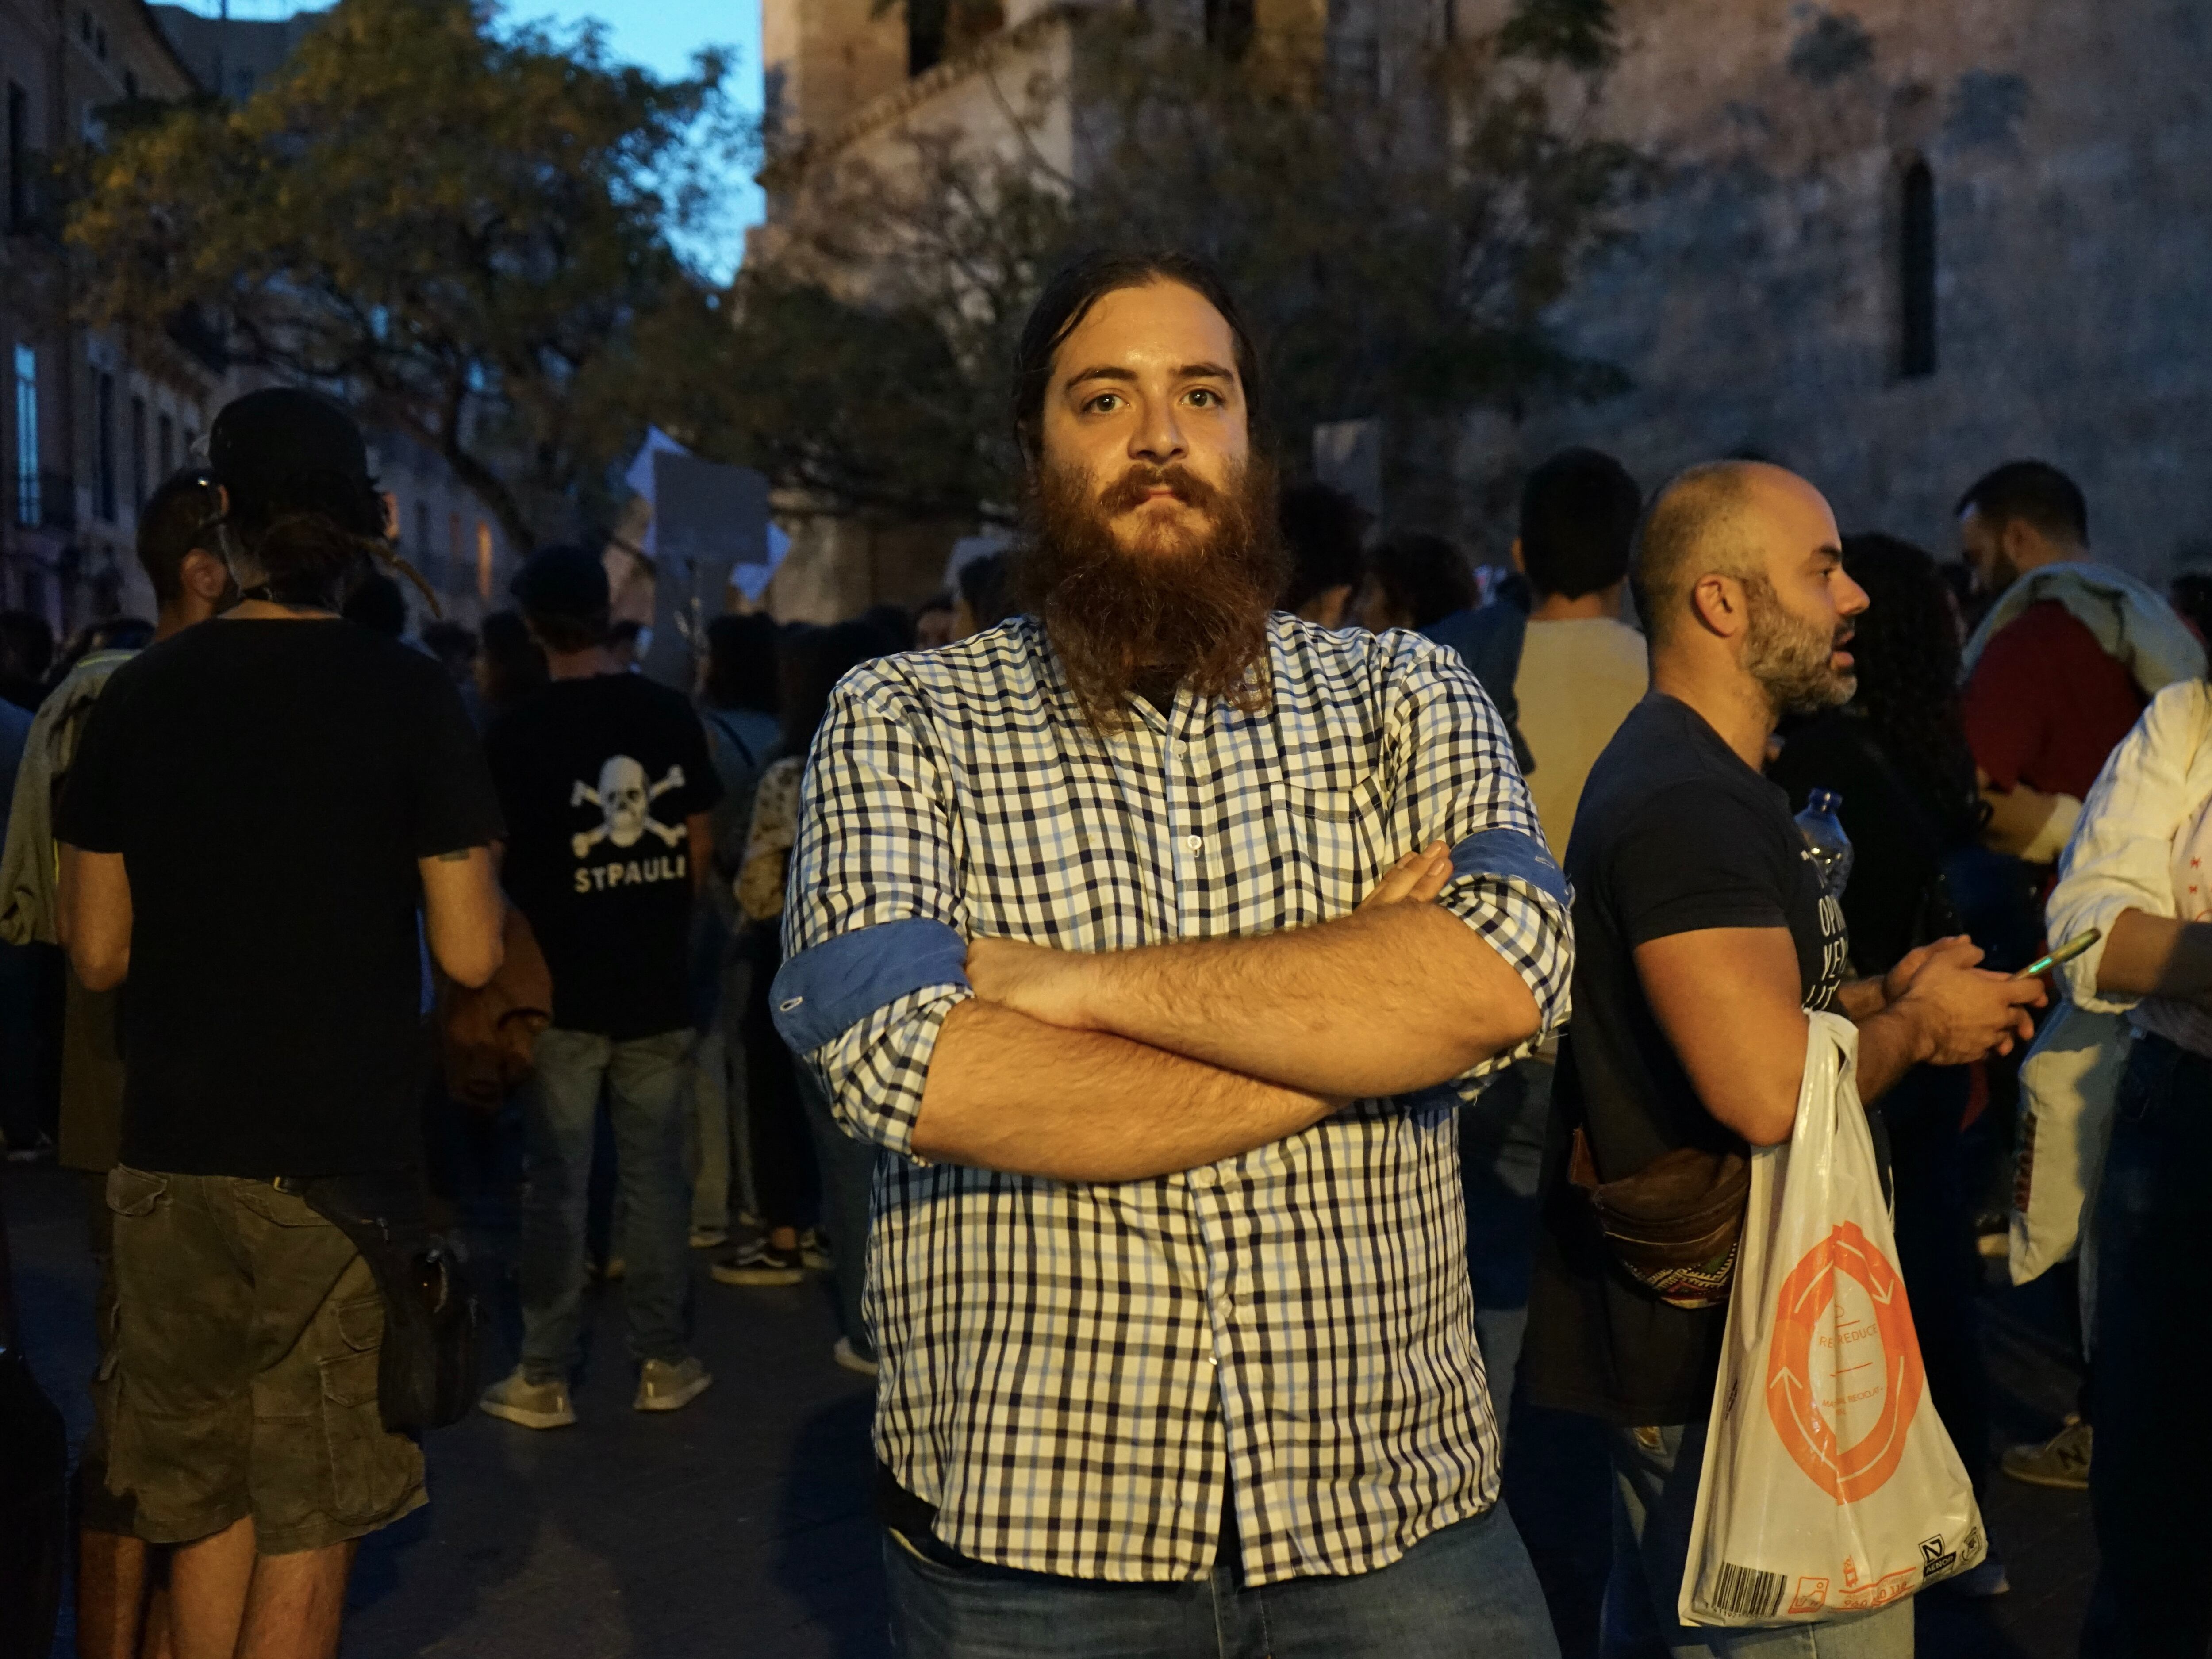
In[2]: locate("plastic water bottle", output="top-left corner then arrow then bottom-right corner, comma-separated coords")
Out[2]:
1794,789 -> 1854,899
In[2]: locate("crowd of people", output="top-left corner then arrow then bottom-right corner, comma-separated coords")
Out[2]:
0,246 -> 2205,1659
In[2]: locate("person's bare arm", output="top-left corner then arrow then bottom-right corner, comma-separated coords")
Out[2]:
1832,936 -> 1963,1020
910,1000 -> 1338,1181
419,847 -> 504,988
1636,928 -> 2043,1144
965,845 -> 1543,1098
57,845 -> 131,991
2095,908 -> 2212,1002
1978,767 -> 2081,862
686,812 -> 713,898
1834,978 -> 1889,1020
1636,928 -> 1813,1145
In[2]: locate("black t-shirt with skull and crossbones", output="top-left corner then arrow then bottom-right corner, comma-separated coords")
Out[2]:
485,671 -> 721,1039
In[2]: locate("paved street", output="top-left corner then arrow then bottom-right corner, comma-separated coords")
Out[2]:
5,1149 -> 2094,1659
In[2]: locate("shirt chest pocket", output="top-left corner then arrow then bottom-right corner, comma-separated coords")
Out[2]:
1274,776 -> 1387,922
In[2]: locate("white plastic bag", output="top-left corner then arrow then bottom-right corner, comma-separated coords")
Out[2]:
2008,999 -> 2128,1289
1680,1011 -> 1985,1627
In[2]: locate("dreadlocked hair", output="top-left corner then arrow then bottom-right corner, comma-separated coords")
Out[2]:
1838,533 -> 1979,842
235,511 -> 442,617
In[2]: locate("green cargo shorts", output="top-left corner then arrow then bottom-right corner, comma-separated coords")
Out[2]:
102,1166 -> 426,1554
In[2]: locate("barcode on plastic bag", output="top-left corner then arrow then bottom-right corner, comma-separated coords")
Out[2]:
1712,1562 -> 1786,1619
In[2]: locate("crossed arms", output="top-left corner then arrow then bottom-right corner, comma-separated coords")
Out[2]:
915,845 -> 1548,1182
779,647 -> 1571,1185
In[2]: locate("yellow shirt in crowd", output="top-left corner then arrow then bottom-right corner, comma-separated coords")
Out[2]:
1514,616 -> 1649,856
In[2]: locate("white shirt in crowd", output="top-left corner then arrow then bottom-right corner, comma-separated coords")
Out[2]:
2048,678 -> 2212,1058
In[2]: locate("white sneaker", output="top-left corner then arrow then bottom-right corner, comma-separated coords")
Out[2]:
833,1337 -> 879,1379
634,1355 -> 713,1413
479,1367 -> 576,1430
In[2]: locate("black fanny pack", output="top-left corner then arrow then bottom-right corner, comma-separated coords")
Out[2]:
281,1170 -> 480,1434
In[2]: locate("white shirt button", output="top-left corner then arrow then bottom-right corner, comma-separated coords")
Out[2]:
1190,1166 -> 1217,1190
1185,833 -> 1203,853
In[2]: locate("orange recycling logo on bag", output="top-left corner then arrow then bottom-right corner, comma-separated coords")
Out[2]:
1764,1220 -> 1925,1504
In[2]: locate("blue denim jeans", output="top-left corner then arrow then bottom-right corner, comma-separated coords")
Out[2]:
797,1063 -> 875,1359
518,1027 -> 695,1377
2081,1031 -> 2212,1659
884,1502 -> 1560,1659
1603,1422 -> 1912,1659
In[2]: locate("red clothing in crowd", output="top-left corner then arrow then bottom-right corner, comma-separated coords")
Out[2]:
1963,600 -> 2147,800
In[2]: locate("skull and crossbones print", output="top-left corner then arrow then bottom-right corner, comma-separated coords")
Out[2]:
570,757 -> 687,859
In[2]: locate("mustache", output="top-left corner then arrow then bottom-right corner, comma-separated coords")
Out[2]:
1095,463 -> 1228,518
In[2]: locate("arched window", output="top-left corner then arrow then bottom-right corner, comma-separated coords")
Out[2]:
908,0 -> 944,77
1900,158 -> 1937,379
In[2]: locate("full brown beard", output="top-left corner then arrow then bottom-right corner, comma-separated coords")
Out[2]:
1016,453 -> 1286,733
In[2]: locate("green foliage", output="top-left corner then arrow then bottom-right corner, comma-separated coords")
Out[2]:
68,0 -> 748,549
730,11 -> 1640,526
672,275 -> 998,521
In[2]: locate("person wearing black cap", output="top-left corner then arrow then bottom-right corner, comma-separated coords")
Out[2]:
477,545 -> 722,1431
51,386 -> 508,1657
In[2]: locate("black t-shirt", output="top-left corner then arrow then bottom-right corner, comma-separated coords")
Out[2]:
485,674 -> 719,1039
55,620 -> 503,1179
1522,695 -> 1849,1425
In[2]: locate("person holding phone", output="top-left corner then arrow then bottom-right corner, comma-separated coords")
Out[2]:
2044,679 -> 2212,1658
1521,461 -> 2046,1659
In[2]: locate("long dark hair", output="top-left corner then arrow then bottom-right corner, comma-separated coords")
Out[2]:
1010,249 -> 1264,464
703,612 -> 780,713
775,620 -> 895,764
1840,533 -> 1978,840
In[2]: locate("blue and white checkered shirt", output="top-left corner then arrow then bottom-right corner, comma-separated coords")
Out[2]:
775,613 -> 1572,1586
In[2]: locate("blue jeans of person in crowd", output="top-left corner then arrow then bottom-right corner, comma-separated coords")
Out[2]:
797,1063 -> 875,1360
1602,1422 -> 1912,1659
2081,1031 -> 2212,1659
518,1027 -> 695,1378
884,1502 -> 1560,1659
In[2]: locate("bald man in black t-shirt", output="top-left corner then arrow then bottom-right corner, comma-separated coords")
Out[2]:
1521,461 -> 2042,1657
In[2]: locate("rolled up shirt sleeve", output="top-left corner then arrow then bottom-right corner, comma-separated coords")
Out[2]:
2047,682 -> 2212,1014
772,670 -> 972,1157
1384,634 -> 1575,1099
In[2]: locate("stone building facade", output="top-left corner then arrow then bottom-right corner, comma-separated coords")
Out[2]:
1501,0 -> 2212,578
759,0 -> 2212,595
0,2 -> 519,641
1,0 -> 209,629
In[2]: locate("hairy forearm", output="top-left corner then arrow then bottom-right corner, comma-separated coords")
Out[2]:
910,1000 -> 1337,1182
1068,905 -> 1541,1097
1834,977 -> 1888,1020
1851,1001 -> 1937,1103
2098,909 -> 2212,1002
